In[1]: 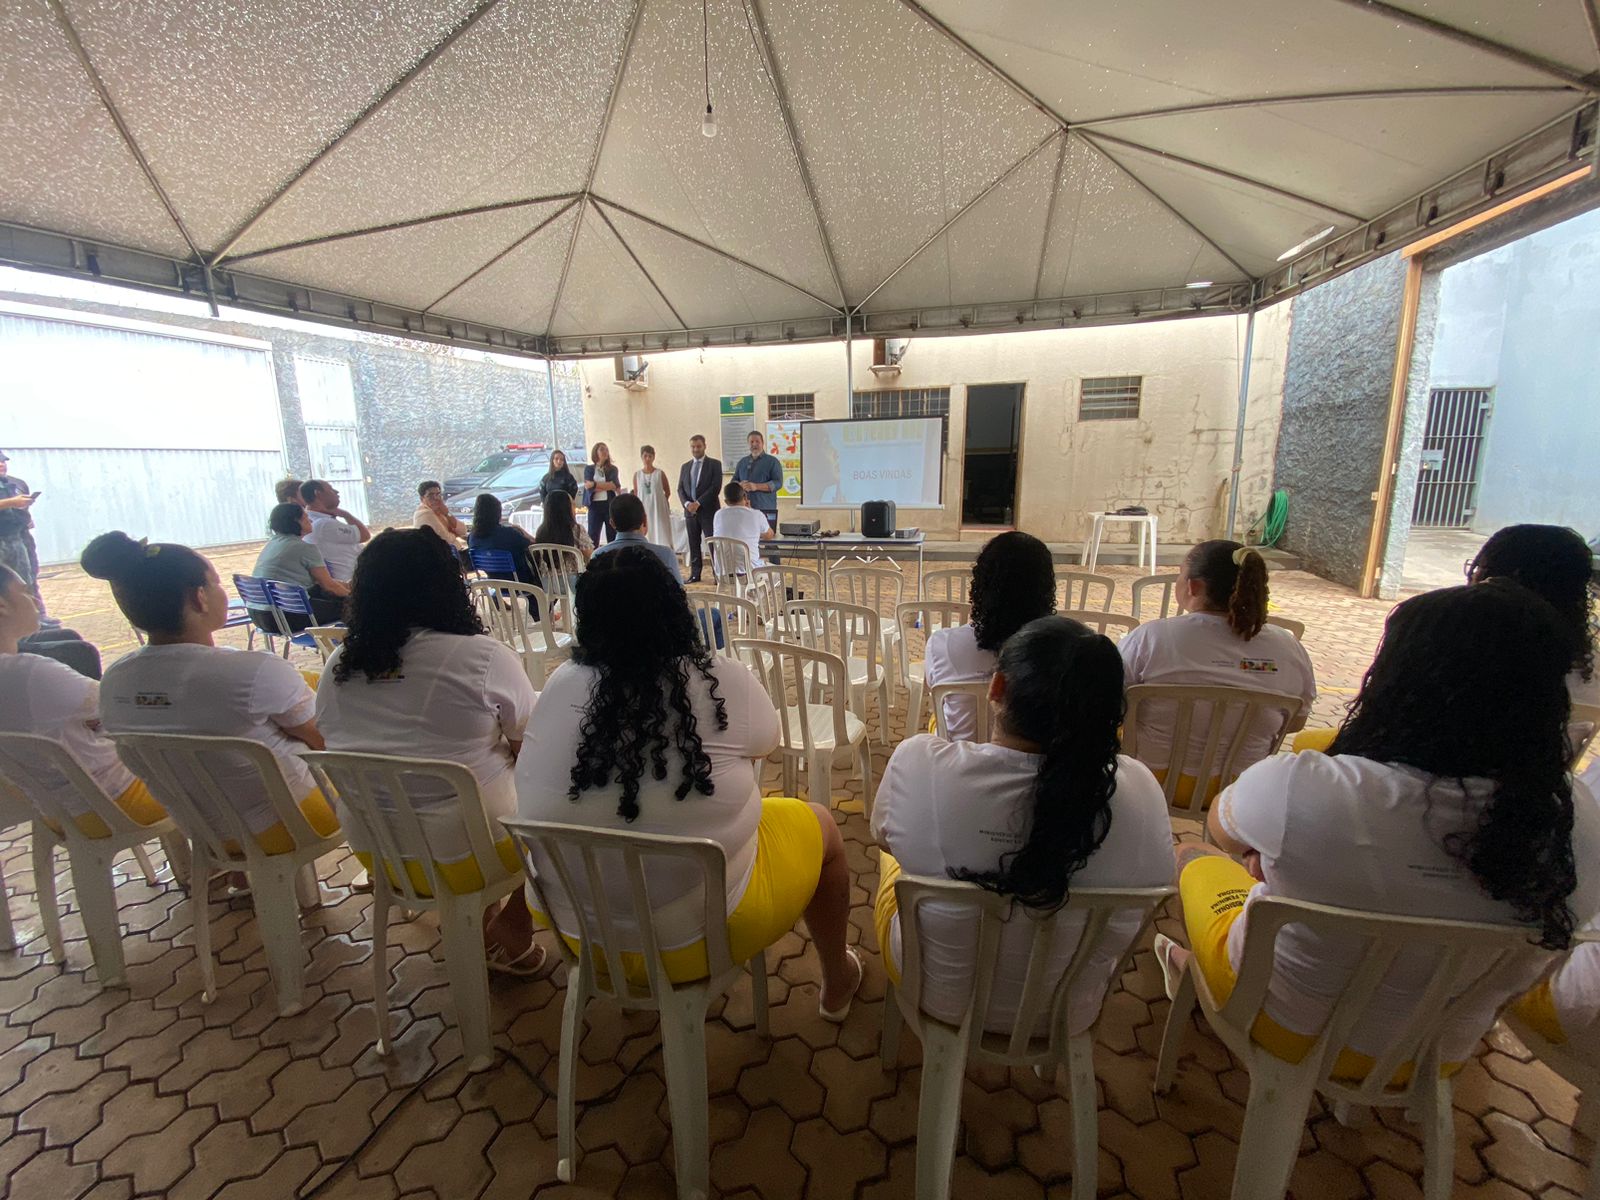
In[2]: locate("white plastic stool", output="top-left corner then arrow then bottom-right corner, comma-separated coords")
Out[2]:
1082,512 -> 1158,572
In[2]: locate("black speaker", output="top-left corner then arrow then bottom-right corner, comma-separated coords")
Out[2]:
861,500 -> 897,537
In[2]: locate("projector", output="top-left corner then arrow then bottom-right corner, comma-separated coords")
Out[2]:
779,519 -> 821,537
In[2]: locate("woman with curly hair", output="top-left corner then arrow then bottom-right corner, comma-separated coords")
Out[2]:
514,547 -> 862,1017
1158,582 -> 1600,1081
872,617 -> 1173,1032
317,529 -> 541,973
1119,539 -> 1315,800
924,531 -> 1055,741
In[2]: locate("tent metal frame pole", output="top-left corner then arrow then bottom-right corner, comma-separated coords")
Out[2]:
423,196 -> 583,313
1585,0 -> 1600,67
545,359 -> 562,450
1073,85 -> 1581,129
1225,305 -> 1258,541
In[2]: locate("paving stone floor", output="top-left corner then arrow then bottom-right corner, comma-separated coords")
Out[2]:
1,548 -> 1589,1199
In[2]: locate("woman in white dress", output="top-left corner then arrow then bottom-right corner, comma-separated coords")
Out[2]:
633,444 -> 673,553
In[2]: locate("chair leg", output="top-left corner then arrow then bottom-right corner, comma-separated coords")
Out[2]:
253,861 -> 309,1017
438,894 -> 496,1074
907,680 -> 925,739
0,853 -> 14,953
858,743 -> 875,817
1230,1055 -> 1318,1200
877,678 -> 893,749
131,842 -> 159,886
658,987 -> 713,1200
1153,964 -> 1197,1095
33,826 -> 65,966
749,950 -> 770,1039
68,845 -> 127,988
161,833 -> 192,888
1417,1072 -> 1456,1200
294,862 -> 322,909
371,878 -> 392,1057
781,755 -> 798,799
880,982 -> 901,1069
1066,1034 -> 1098,1200
557,972 -> 587,1183
808,750 -> 833,808
914,1020 -> 969,1200
190,842 -> 217,1003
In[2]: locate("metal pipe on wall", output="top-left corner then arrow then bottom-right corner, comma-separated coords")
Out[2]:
1224,306 -> 1257,541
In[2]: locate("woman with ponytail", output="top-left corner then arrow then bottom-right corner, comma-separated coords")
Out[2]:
871,616 -> 1173,1033
1159,582 -> 1600,1076
1119,539 -> 1315,796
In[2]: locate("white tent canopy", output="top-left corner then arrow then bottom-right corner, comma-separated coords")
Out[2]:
2,0 -> 1595,356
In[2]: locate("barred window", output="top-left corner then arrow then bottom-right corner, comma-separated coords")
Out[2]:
1079,376 -> 1142,421
767,393 -> 815,420
851,386 -> 951,420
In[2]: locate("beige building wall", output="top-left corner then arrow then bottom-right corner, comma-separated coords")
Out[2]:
576,303 -> 1291,546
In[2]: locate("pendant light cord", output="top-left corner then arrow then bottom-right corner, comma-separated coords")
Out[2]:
703,0 -> 712,112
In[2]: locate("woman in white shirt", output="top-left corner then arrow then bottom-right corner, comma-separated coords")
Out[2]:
1119,540 -> 1315,804
632,444 -> 674,553
83,531 -> 339,855
1159,582 -> 1600,1081
515,547 -> 862,1017
923,531 -> 1055,740
412,479 -> 469,552
317,528 -> 541,974
873,616 -> 1174,1033
0,563 -> 167,836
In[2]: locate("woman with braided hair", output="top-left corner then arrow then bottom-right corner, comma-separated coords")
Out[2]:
514,547 -> 861,1017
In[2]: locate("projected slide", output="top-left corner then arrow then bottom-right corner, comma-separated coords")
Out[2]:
800,417 -> 944,509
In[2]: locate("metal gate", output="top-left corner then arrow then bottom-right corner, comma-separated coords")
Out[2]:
1412,387 -> 1491,528
293,355 -> 370,521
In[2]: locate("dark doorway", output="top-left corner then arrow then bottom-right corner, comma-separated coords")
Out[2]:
962,383 -> 1024,525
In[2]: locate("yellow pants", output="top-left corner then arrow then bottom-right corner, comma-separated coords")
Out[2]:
1509,979 -> 1568,1044
535,796 -> 824,987
1178,854 -> 1459,1085
356,839 -> 523,898
1291,727 -> 1337,754
875,851 -> 904,986
62,778 -> 169,839
236,789 -> 341,857
1154,769 -> 1223,810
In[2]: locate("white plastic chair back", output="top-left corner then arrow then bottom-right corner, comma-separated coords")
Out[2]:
706,536 -> 752,593
750,563 -> 823,634
920,566 -> 971,603
736,638 -> 851,759
306,625 -> 347,662
528,544 -> 585,633
929,682 -> 993,741
787,598 -> 882,684
1130,573 -> 1180,621
896,601 -> 972,691
1571,701 -> 1600,768
0,730 -> 160,844
1058,608 -> 1139,641
1123,683 -> 1299,820
1057,570 -> 1115,613
1265,614 -> 1306,641
468,579 -> 568,685
685,591 -> 762,660
830,563 -> 905,623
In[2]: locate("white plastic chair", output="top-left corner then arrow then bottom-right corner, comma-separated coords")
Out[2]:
0,732 -> 181,985
786,598 -> 893,747
750,563 -> 824,639
1130,573 -> 1180,621
685,591 -> 761,661
1265,614 -> 1306,641
111,732 -> 343,1016
881,874 -> 1174,1200
1057,570 -> 1116,613
0,781 -> 29,952
1059,608 -> 1139,641
528,544 -> 586,636
735,638 -> 873,812
306,625 -> 347,662
302,751 -> 525,1073
501,819 -> 772,1200
1155,895 -> 1554,1200
469,579 -> 572,686
919,566 -> 971,603
1123,683 -> 1300,825
929,681 -> 993,742
1500,1004 -> 1600,1198
830,563 -> 907,683
706,536 -> 753,597
1571,701 -> 1600,769
896,601 -> 972,736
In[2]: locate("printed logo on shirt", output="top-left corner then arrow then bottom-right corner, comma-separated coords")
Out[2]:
133,691 -> 174,707
1237,658 -> 1279,673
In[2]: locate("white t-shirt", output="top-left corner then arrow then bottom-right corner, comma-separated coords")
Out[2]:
871,735 -> 1174,1034
514,656 -> 781,950
922,624 -> 996,742
1216,751 -> 1600,1062
305,510 -> 364,582
1119,612 -> 1316,773
99,643 -> 318,835
0,653 -> 136,816
316,630 -> 537,863
711,506 -> 770,570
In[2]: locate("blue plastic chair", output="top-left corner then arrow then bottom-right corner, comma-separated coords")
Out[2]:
469,548 -> 517,579
263,581 -> 324,659
233,574 -> 282,653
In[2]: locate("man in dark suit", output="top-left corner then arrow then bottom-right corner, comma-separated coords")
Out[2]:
677,433 -> 722,583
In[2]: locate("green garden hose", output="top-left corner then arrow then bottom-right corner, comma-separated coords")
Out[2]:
1259,489 -> 1288,548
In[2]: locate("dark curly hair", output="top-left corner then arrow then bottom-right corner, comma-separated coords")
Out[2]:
1328,582 -> 1578,949
567,548 -> 727,820
970,531 -> 1057,652
332,528 -> 484,683
1185,539 -> 1269,639
1472,524 -> 1596,682
954,617 -> 1126,910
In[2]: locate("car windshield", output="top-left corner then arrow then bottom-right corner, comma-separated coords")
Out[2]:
485,462 -> 548,487
472,452 -> 517,474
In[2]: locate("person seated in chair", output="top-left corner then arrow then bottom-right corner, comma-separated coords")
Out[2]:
1118,540 -> 1315,804
514,549 -> 862,1017
251,503 -> 349,630
84,531 -> 339,855
711,481 -> 773,572
1158,582 -> 1600,1081
317,529 -> 541,975
924,531 -> 1055,741
872,616 -> 1173,1033
412,480 -> 470,552
591,494 -> 681,583
468,494 -> 539,588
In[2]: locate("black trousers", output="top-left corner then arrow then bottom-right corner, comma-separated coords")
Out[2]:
685,507 -> 715,578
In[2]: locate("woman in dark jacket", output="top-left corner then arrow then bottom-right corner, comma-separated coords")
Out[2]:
582,442 -> 621,547
467,494 -> 537,588
538,450 -> 580,504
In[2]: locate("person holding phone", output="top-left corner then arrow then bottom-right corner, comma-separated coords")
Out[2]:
0,451 -> 44,619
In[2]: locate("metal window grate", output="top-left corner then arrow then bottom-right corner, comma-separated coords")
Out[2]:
1412,387 -> 1492,528
851,387 -> 950,450
768,393 -> 816,420
1079,375 -> 1142,421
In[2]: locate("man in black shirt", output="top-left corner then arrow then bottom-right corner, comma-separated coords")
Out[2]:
0,452 -> 38,592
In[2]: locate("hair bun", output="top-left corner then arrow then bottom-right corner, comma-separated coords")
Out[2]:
80,531 -> 147,582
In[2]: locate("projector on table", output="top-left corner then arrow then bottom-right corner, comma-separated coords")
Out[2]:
779,519 -> 821,537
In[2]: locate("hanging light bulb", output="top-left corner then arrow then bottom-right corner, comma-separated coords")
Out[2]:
699,0 -> 718,139
701,103 -> 718,138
